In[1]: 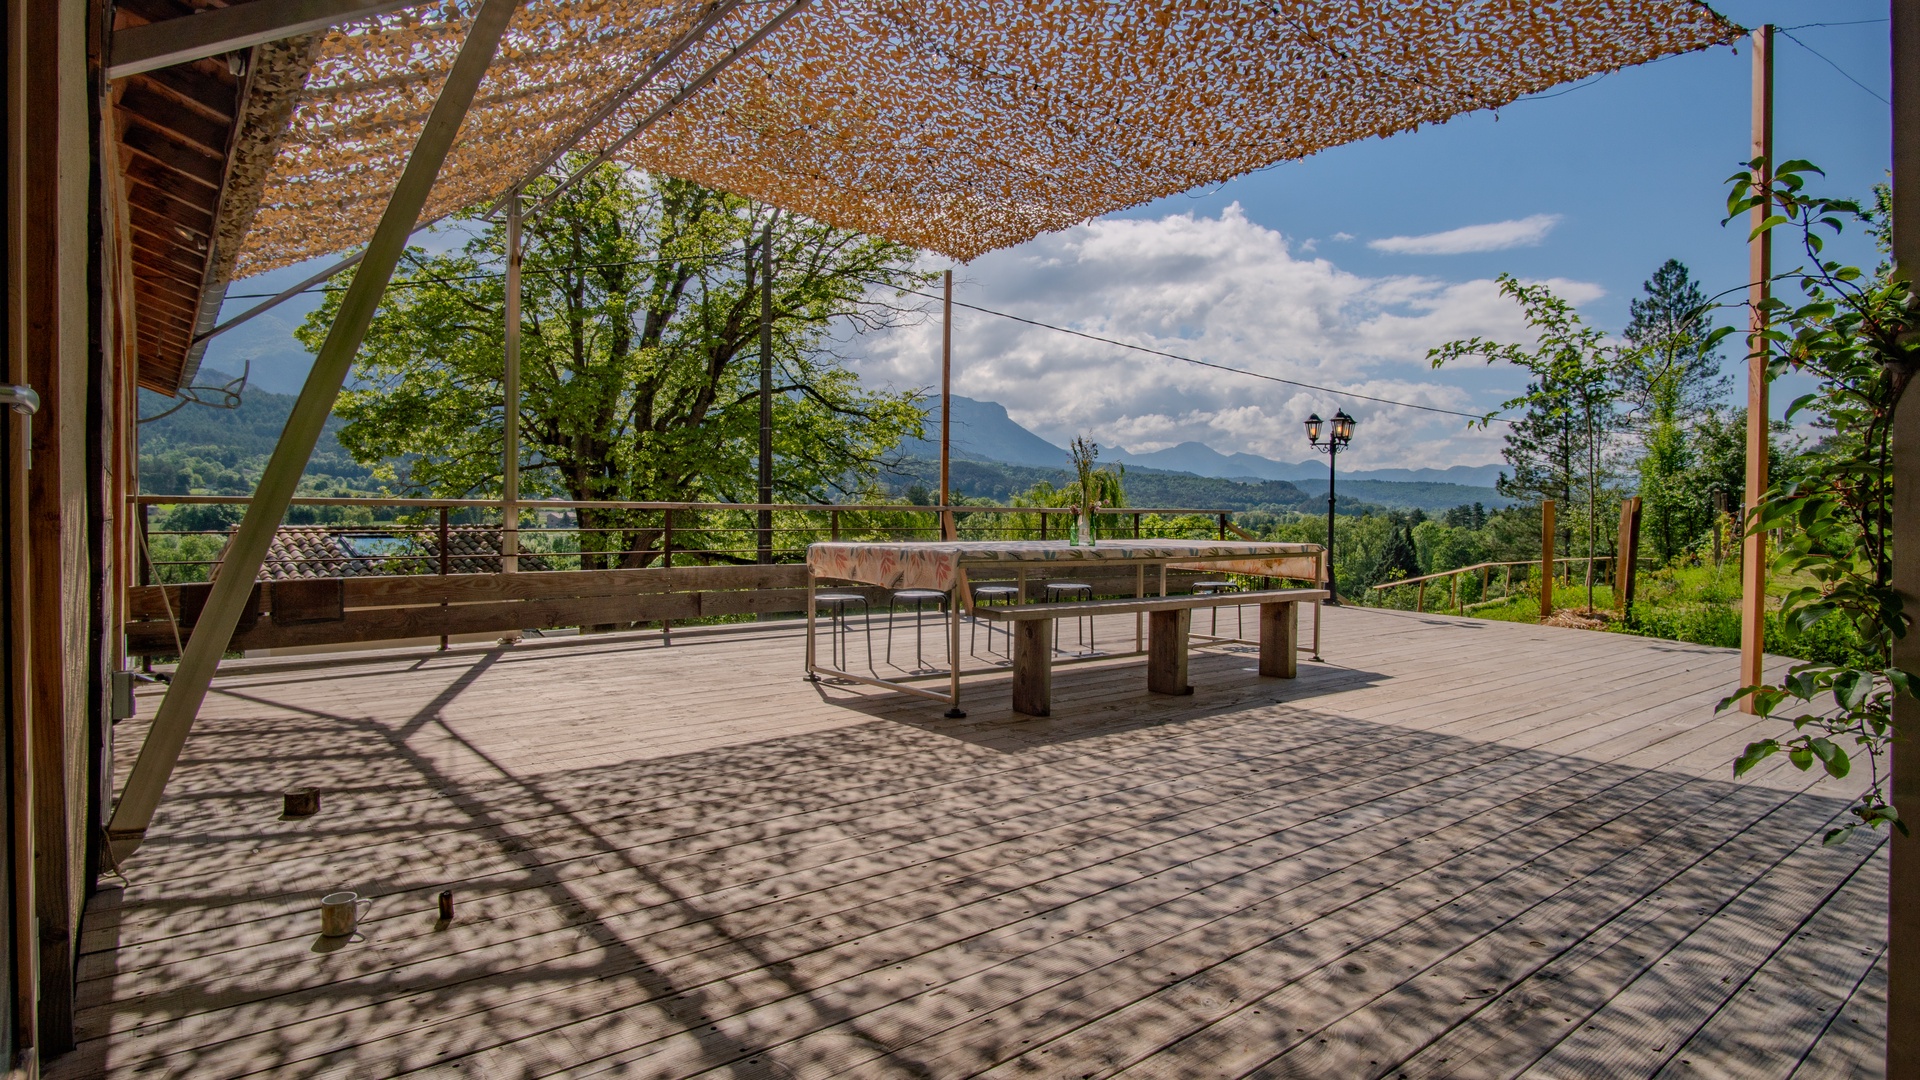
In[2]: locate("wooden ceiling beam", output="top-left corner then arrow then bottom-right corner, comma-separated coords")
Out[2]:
124,155 -> 221,218
131,65 -> 240,124
128,199 -> 211,250
125,179 -> 216,238
109,0 -> 431,79
129,236 -> 207,282
119,83 -> 232,158
120,120 -> 224,188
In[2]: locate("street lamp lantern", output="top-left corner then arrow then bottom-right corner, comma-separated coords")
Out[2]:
1330,409 -> 1355,444
1305,407 -> 1357,605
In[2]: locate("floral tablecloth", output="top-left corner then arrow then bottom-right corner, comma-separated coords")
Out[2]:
806,539 -> 1322,592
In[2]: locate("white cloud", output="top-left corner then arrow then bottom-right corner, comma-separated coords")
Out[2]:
844,205 -> 1602,470
1329,231 -> 1355,242
1368,214 -> 1563,256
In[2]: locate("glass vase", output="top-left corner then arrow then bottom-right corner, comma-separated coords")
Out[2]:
1076,511 -> 1094,547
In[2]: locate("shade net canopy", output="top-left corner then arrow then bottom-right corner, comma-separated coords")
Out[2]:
237,0 -> 1739,275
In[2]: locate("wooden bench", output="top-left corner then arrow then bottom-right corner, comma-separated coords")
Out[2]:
972,588 -> 1328,716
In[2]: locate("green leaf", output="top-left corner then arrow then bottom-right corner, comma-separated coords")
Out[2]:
1733,739 -> 1779,777
1832,669 -> 1871,711
1808,738 -> 1851,779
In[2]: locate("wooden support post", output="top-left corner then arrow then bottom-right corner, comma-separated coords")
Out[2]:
1259,601 -> 1298,678
1886,2 -> 1919,1073
1540,499 -> 1556,620
1133,511 -> 1141,538
1039,510 -> 1047,541
828,509 -> 839,542
757,219 -> 774,565
105,0 -> 523,860
1011,619 -> 1052,716
502,190 -> 522,573
1615,496 -> 1642,616
1451,573 -> 1459,614
1217,513 -> 1227,540
1415,581 -> 1424,613
1146,609 -> 1192,695
1739,25 -> 1773,709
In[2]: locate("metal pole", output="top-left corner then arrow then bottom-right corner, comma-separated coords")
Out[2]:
1324,443 -> 1341,604
1739,25 -> 1773,709
502,189 -> 522,572
758,218 -> 774,564
105,0 -> 523,859
940,268 -> 953,538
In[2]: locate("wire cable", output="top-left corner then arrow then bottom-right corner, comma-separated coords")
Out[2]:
1778,28 -> 1890,105
868,279 -> 1514,424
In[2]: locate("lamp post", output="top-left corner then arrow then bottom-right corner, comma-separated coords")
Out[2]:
1305,409 -> 1355,604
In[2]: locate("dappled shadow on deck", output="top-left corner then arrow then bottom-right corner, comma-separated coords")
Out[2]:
54,608 -> 1886,1079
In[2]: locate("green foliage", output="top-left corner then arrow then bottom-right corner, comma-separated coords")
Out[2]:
1430,275 -> 1628,610
137,370 -> 379,496
1717,158 -> 1918,845
300,164 -> 928,569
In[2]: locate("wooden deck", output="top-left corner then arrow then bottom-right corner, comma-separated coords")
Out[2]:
60,605 -> 1886,1078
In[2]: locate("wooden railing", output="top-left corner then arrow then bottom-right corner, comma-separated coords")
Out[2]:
1369,556 -> 1617,615
125,495 -> 1254,656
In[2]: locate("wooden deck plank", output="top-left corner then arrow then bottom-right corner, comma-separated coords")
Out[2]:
47,606 -> 1885,1080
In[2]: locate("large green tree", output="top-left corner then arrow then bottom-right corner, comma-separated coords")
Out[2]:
1432,275 -> 1625,610
299,164 -> 928,567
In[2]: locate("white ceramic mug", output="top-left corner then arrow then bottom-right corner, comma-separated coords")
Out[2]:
319,890 -> 373,938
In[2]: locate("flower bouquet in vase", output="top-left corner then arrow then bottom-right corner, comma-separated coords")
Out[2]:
1068,436 -> 1123,548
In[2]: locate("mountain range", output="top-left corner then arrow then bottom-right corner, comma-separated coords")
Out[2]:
898,397 -> 1510,503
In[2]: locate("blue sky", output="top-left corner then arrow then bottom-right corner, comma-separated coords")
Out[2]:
202,1 -> 1896,471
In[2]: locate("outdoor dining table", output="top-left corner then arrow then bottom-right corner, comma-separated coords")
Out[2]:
804,538 -> 1326,717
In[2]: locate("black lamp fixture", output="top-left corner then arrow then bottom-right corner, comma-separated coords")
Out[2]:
1305,409 -> 1356,604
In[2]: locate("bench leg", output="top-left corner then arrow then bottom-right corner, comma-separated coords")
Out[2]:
1147,608 -> 1192,696
1012,619 -> 1053,716
1259,600 -> 1297,678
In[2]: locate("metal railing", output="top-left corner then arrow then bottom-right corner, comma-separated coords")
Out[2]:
132,495 -> 1247,585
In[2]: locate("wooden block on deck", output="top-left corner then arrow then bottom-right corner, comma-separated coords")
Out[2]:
1147,608 -> 1192,696
1259,600 -> 1297,678
1011,619 -> 1053,717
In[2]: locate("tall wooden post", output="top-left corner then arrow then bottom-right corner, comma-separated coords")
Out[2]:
105,0 -> 523,860
1739,25 -> 1773,710
939,268 -> 954,539
758,218 -> 774,564
1886,2 -> 1918,1072
502,189 -> 522,572
1540,499 -> 1555,620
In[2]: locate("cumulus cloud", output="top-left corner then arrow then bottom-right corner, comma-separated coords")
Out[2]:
1368,214 -> 1562,255
842,205 -> 1599,470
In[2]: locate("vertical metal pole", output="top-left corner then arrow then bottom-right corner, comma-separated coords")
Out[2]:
940,268 -> 953,539
437,504 -> 449,651
758,217 -> 774,564
660,508 -> 673,645
1325,443 -> 1340,604
1739,25 -> 1773,708
1886,2 -> 1919,1071
503,189 -> 522,573
107,0 -> 523,858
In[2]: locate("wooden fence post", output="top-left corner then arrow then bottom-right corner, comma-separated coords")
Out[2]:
1615,495 -> 1642,616
1540,500 -> 1556,620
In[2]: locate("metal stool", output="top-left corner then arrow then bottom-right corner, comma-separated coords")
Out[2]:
813,592 -> 872,674
1192,578 -> 1243,638
1043,581 -> 1095,654
887,588 -> 949,673
970,583 -> 1019,660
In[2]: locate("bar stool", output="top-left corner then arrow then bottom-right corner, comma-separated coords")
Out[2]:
813,591 -> 872,674
1043,581 -> 1095,654
887,588 -> 949,673
1192,578 -> 1243,638
970,582 -> 1018,661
